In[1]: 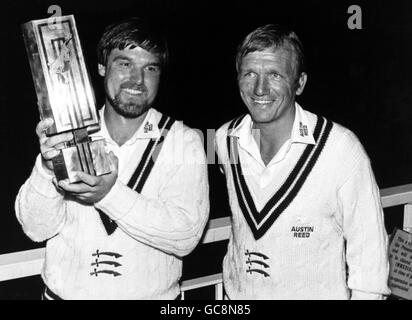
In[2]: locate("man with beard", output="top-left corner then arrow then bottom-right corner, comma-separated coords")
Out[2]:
214,25 -> 390,299
15,18 -> 209,299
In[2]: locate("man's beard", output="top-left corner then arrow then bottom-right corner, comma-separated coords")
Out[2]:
107,81 -> 152,118
108,93 -> 150,119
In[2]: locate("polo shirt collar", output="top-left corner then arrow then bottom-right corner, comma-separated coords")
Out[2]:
291,103 -> 316,145
99,106 -> 161,146
228,102 -> 316,155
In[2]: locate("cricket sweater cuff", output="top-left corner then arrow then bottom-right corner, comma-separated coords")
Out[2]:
30,155 -> 60,198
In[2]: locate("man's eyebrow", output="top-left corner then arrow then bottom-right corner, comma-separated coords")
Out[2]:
111,56 -> 161,67
112,55 -> 132,62
240,67 -> 254,73
146,61 -> 161,67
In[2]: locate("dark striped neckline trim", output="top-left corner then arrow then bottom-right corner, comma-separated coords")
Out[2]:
127,114 -> 175,192
97,114 -> 175,236
227,115 -> 333,240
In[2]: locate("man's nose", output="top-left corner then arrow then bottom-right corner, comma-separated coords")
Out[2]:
130,67 -> 144,84
254,75 -> 269,96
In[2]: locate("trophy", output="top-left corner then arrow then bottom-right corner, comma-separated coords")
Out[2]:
22,15 -> 111,183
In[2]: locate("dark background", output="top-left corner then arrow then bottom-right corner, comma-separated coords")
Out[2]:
0,0 -> 411,299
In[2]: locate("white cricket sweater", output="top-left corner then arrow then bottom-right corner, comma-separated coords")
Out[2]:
15,108 -> 209,299
215,104 -> 391,300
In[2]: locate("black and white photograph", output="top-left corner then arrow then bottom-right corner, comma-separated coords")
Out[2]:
0,0 -> 412,303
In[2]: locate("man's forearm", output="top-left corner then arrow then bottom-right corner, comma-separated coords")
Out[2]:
95,166 -> 209,257
15,155 -> 67,242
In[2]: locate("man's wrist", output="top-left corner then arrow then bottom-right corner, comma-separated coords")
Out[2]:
30,154 -> 62,197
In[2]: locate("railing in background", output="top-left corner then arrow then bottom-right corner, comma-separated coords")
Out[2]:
1,184 -> 412,299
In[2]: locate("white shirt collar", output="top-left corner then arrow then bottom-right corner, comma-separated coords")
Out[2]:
98,106 -> 161,146
290,103 -> 316,145
228,103 -> 316,166
229,102 -> 316,145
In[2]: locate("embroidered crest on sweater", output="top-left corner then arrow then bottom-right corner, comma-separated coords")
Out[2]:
299,121 -> 308,137
90,249 -> 122,277
144,121 -> 153,133
227,115 -> 333,240
245,249 -> 270,277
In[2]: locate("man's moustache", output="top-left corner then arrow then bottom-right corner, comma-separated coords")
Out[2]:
120,82 -> 147,92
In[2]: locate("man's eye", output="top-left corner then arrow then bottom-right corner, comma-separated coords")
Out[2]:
119,61 -> 130,67
243,72 -> 255,78
146,66 -> 159,72
270,73 -> 281,79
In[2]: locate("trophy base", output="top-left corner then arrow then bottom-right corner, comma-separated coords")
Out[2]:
53,138 -> 111,183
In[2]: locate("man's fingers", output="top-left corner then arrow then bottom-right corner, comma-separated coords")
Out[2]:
52,177 -> 58,189
73,193 -> 95,203
58,180 -> 93,194
52,177 -> 65,193
73,171 -> 100,187
37,119 -> 73,161
36,118 -> 54,137
43,132 -> 73,149
41,149 -> 60,161
40,132 -> 74,161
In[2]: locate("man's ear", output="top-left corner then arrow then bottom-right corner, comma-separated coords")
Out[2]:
98,64 -> 106,77
295,72 -> 307,96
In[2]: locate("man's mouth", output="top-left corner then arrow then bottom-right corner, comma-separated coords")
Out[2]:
252,98 -> 275,105
122,88 -> 144,95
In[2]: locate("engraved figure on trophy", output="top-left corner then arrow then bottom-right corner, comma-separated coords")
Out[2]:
49,35 -> 72,84
22,15 -> 111,182
48,35 -> 74,132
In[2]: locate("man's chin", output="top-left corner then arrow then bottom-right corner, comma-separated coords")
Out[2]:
114,102 -> 150,119
251,116 -> 272,125
120,107 -> 149,119
108,94 -> 153,118
249,108 -> 274,122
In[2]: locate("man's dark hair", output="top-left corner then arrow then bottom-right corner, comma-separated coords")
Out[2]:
236,24 -> 305,78
97,17 -> 168,66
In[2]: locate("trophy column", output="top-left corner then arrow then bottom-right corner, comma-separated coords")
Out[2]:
22,15 -> 111,182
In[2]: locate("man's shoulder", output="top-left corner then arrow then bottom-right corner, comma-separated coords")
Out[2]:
154,111 -> 204,150
328,119 -> 362,147
215,114 -> 248,143
173,119 -> 203,144
316,115 -> 370,165
302,108 -> 367,161
216,120 -> 232,138
153,108 -> 193,131
304,108 -> 361,147
151,111 -> 206,165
